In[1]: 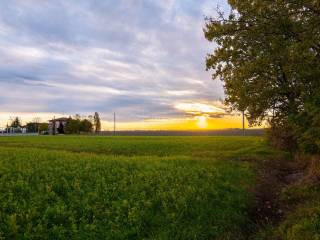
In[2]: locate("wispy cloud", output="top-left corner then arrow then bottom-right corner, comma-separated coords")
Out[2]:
0,0 -> 227,125
174,101 -> 230,118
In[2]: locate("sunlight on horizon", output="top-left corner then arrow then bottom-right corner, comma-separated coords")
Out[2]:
0,106 -> 257,131
196,116 -> 208,129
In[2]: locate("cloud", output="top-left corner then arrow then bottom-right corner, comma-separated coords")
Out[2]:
0,0 -> 227,124
174,101 -> 232,118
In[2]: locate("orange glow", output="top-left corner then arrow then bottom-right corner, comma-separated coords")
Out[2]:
196,116 -> 208,129
0,110 -> 263,131
101,115 -> 253,131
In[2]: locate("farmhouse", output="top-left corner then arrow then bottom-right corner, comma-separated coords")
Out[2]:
48,117 -> 69,134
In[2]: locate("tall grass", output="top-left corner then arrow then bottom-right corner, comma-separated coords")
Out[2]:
0,136 -> 273,239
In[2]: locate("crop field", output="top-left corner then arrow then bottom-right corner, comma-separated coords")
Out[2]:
0,136 -> 276,239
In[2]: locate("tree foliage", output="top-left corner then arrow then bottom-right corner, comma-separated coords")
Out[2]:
10,117 -> 22,128
26,122 -> 39,133
65,118 -> 80,134
80,119 -> 93,133
204,0 -> 320,153
65,116 -> 93,134
93,112 -> 101,133
39,123 -> 49,133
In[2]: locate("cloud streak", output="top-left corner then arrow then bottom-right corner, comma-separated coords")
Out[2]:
0,0 -> 228,125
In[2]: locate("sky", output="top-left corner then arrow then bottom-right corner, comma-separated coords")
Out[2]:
0,0 -> 249,130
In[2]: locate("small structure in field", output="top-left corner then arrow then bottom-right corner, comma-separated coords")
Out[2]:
49,117 -> 69,135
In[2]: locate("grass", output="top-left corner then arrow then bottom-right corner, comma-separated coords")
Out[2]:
277,184 -> 320,239
255,184 -> 320,240
253,155 -> 320,240
274,156 -> 320,240
0,136 -> 276,239
0,135 -> 270,158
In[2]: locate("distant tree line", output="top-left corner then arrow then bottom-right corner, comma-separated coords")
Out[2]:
205,0 -> 320,154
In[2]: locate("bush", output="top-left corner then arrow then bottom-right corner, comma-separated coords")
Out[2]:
296,105 -> 320,154
267,101 -> 320,154
267,118 -> 297,153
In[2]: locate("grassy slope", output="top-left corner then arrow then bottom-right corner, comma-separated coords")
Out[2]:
267,157 -> 320,240
277,183 -> 320,239
252,154 -> 320,240
0,136 -> 275,239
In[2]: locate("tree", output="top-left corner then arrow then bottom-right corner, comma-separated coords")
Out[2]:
39,123 -> 49,133
80,119 -> 93,133
26,122 -> 37,133
204,0 -> 320,153
10,117 -> 22,128
32,117 -> 41,132
26,118 -> 43,133
93,112 -> 101,133
65,117 -> 80,134
74,114 -> 81,121
88,115 -> 93,124
64,116 -> 94,134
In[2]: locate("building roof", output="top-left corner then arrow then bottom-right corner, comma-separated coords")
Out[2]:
49,117 -> 69,122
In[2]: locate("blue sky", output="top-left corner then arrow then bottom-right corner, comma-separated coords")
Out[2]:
0,0 -> 231,128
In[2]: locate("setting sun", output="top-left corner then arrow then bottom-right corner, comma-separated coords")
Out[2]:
196,115 -> 208,129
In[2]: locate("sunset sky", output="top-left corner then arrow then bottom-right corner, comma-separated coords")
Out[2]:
0,0 -> 252,130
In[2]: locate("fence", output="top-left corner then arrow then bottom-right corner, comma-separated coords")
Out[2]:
0,127 -> 38,136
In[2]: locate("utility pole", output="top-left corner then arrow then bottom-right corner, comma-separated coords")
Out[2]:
113,112 -> 116,135
242,111 -> 245,136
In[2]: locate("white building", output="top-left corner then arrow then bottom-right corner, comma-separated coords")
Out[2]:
48,117 -> 69,134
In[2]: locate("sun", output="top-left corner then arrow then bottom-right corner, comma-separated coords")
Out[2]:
197,116 -> 208,129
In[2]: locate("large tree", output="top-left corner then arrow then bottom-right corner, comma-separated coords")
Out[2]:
93,112 -> 101,133
10,117 -> 22,128
65,116 -> 94,134
204,0 -> 320,153
39,123 -> 49,133
80,119 -> 93,133
26,122 -> 37,133
65,117 -> 81,134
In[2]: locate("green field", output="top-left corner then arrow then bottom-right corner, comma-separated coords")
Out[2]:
0,136 -> 275,239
